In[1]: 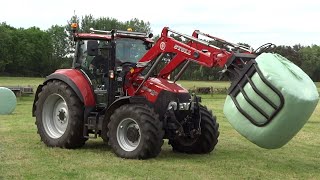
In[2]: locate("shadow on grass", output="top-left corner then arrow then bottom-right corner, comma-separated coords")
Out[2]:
73,138 -> 296,163
82,140 -> 112,151
307,121 -> 320,124
158,148 -> 212,161
80,139 -> 213,160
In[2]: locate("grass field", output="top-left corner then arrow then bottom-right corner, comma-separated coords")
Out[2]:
1,77 -> 320,179
316,82 -> 320,92
0,77 -> 44,89
177,80 -> 231,89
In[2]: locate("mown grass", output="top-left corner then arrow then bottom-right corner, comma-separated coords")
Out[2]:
315,82 -> 320,92
177,80 -> 230,89
0,77 -> 44,90
0,78 -> 320,179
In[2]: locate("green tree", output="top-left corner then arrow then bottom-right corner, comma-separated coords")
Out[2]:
2,26 -> 52,76
0,23 -> 14,73
47,25 -> 71,69
300,45 -> 320,81
274,45 -> 302,66
80,14 -> 96,32
124,18 -> 151,33
67,14 -> 151,33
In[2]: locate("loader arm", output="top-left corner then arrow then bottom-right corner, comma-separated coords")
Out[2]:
128,27 -> 261,95
189,30 -> 253,67
131,27 -> 233,80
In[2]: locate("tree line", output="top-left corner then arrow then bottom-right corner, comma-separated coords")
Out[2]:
0,15 -> 319,81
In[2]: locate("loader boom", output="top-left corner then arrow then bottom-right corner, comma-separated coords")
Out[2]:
128,27 -> 256,95
132,28 -> 217,77
132,27 -> 255,79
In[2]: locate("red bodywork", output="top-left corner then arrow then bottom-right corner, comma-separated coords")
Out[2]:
190,30 -> 252,66
125,27 -> 252,98
51,69 -> 96,106
127,77 -> 189,103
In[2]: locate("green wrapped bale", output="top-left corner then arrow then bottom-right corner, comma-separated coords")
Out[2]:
0,87 -> 17,115
223,53 -> 319,149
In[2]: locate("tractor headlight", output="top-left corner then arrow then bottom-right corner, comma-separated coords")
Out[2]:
167,101 -> 177,110
167,101 -> 190,111
179,102 -> 191,110
116,66 -> 123,72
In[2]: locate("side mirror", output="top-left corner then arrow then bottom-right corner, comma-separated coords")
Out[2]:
87,40 -> 98,56
144,42 -> 153,50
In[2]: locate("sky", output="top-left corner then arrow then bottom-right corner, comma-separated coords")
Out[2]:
1,0 -> 319,48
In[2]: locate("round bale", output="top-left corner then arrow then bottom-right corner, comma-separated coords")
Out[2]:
0,87 -> 17,115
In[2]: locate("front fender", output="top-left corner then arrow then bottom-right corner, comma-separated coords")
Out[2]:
105,96 -> 152,119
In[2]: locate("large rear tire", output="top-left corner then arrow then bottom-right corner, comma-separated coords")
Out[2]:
35,80 -> 87,148
108,104 -> 164,159
169,105 -> 219,154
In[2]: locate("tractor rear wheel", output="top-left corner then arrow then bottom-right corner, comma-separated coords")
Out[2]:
107,104 -> 164,159
169,105 -> 219,154
35,80 -> 87,148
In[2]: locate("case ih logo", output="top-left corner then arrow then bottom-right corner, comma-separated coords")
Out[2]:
160,42 -> 166,50
174,44 -> 191,55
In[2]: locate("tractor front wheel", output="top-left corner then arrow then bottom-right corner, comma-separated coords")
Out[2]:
169,105 -> 219,154
35,80 -> 87,148
108,104 -> 164,159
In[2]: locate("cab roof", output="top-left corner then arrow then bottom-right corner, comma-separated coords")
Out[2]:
74,33 -> 154,43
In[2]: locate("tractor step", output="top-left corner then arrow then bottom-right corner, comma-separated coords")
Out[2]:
83,111 -> 103,139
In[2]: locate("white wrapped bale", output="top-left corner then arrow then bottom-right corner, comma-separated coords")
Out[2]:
223,53 -> 319,149
0,87 -> 17,115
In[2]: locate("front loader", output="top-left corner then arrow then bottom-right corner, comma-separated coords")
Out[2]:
32,25 -> 313,159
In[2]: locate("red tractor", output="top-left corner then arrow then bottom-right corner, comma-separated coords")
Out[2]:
32,25 -> 274,159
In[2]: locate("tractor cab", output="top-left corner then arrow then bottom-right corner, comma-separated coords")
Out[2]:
72,30 -> 153,108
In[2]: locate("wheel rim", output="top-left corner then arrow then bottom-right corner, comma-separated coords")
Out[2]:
42,93 -> 69,139
117,118 -> 141,152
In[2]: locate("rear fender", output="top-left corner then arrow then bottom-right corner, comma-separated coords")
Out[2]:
32,69 -> 96,116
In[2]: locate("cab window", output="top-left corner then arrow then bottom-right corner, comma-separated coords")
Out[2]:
116,38 -> 149,63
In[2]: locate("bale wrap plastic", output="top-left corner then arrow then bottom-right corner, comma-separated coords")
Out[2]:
223,53 -> 319,149
0,87 -> 17,115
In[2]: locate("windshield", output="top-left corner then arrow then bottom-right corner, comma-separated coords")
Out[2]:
116,38 -> 149,63
78,40 -> 110,70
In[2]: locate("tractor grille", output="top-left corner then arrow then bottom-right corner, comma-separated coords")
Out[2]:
153,90 -> 191,120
